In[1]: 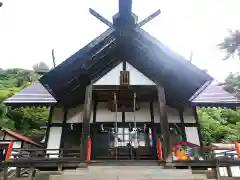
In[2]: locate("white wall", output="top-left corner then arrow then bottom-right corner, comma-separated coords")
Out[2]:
66,104 -> 93,123
167,107 -> 181,123
47,107 -> 64,158
185,127 -> 200,145
183,107 -> 196,123
183,107 -> 200,146
126,63 -> 155,85
93,62 -> 155,86
96,102 -> 122,122
51,107 -> 64,123
153,102 -> 181,123
46,127 -> 62,158
125,103 -> 151,122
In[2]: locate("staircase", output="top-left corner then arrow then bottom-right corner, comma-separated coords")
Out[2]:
48,166 -> 208,180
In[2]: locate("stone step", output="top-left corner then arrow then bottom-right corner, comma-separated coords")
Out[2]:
63,167 -> 193,176
220,178 -> 240,180
35,171 -> 62,180
48,166 -> 208,180
50,175 -> 206,180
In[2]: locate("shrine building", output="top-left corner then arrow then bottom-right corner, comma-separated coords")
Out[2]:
4,0 -> 240,162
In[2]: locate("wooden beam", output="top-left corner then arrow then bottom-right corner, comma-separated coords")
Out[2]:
89,8 -> 113,27
157,85 -> 172,163
179,109 -> 187,141
137,9 -> 161,27
44,107 -> 54,148
59,108 -> 68,151
119,0 -> 132,17
150,102 -> 156,147
80,85 -> 93,162
192,106 -> 204,147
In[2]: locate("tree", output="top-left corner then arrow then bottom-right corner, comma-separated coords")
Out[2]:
198,107 -> 240,145
0,103 -> 15,130
0,68 -> 48,141
32,61 -> 50,74
219,73 -> 240,97
219,29 -> 240,60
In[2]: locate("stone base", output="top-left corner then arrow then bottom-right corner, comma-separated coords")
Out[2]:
77,163 -> 88,169
50,166 -> 204,180
163,163 -> 176,169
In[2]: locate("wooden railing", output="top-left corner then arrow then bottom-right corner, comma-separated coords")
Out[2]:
2,146 -> 240,161
0,147 -> 240,180
7,148 -> 81,159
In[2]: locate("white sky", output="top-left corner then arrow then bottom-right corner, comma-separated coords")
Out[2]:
0,0 -> 240,82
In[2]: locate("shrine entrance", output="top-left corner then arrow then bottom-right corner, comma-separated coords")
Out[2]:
91,91 -> 156,160
91,123 -> 156,160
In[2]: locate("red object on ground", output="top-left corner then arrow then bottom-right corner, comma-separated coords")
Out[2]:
87,137 -> 92,161
5,140 -> 14,160
234,140 -> 240,160
157,137 -> 162,160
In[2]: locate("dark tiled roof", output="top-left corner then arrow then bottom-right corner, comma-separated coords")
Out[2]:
4,82 -> 239,106
4,82 -> 56,104
192,82 -> 240,105
39,27 -> 212,108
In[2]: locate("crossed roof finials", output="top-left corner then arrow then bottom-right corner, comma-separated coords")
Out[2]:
89,0 -> 161,29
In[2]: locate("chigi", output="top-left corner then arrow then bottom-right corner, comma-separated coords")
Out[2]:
4,0 -> 239,166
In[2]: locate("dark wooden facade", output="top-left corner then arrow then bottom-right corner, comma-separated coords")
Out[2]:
3,1 -> 240,175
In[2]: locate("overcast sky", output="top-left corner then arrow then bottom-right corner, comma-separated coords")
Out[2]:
0,0 -> 240,82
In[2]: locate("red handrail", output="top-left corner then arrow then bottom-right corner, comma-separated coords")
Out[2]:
87,137 -> 92,161
234,140 -> 240,160
157,137 -> 162,160
5,140 -> 14,160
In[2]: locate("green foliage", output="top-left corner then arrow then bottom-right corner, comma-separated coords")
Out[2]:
197,72 -> 240,145
0,68 -> 47,142
7,107 -> 49,138
0,68 -> 40,102
198,107 -> 240,145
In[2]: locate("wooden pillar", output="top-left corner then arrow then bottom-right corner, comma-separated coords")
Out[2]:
80,85 -> 92,163
59,108 -> 68,154
15,167 -> 21,177
28,166 -> 35,180
3,164 -> 8,180
192,106 -> 203,147
157,85 -> 172,163
44,107 -> 54,148
150,102 -> 156,147
226,166 -> 233,177
179,109 -> 187,141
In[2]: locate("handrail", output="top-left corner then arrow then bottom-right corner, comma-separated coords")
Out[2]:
0,146 -> 240,180
6,147 -> 240,160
